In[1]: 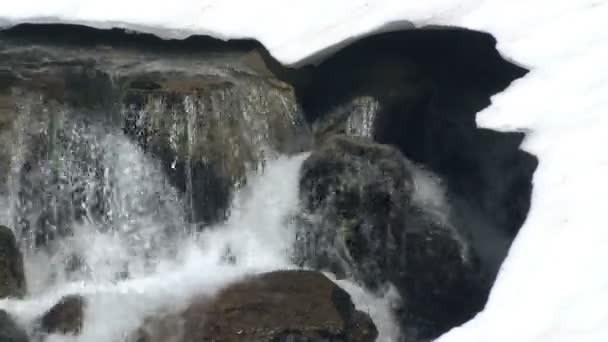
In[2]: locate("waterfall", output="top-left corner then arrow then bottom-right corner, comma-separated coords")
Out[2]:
0,96 -> 401,341
0,128 -> 307,341
1,95 -> 186,291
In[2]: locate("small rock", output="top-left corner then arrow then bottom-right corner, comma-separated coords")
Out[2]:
39,295 -> 85,335
0,310 -> 29,342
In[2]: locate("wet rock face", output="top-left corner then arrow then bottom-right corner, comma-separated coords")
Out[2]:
300,54 -> 427,145
0,226 -> 26,299
297,135 -> 414,286
135,270 -> 377,342
38,295 -> 85,335
0,27 -> 312,248
297,136 -> 486,340
0,310 -> 29,342
122,72 -> 310,224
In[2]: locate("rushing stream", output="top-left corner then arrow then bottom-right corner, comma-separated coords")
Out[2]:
0,99 -> 400,341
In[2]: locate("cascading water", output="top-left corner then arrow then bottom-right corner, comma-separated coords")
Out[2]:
4,94 -> 187,292
0,94 -> 401,341
0,24 -> 538,342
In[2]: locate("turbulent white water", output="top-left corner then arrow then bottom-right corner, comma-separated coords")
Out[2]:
0,113 -> 401,341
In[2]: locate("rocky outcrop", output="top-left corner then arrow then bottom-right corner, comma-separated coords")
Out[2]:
0,25 -> 312,250
134,270 -> 377,342
0,310 -> 29,342
122,71 -> 311,224
296,135 -> 414,285
0,226 -> 26,299
296,136 -> 486,340
291,28 -> 536,340
38,295 -> 85,335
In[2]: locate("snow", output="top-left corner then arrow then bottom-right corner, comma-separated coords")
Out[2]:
2,0 -> 608,341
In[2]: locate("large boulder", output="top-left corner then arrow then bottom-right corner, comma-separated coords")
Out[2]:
296,135 -> 486,340
0,310 -> 29,342
296,135 -> 414,287
135,270 -> 377,342
0,226 -> 26,299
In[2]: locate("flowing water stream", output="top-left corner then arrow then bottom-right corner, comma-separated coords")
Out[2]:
0,97 -> 401,341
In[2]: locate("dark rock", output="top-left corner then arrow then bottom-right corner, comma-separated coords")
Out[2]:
134,270 -> 377,342
0,226 -> 26,299
297,135 -> 414,286
0,24 -> 537,341
295,27 -> 537,281
296,136 -> 486,340
38,295 -> 85,335
302,54 -> 428,146
0,310 -> 29,342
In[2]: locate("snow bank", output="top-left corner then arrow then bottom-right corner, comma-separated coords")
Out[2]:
3,1 -> 608,341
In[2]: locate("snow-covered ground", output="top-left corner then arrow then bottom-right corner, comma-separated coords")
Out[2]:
2,1 -> 608,341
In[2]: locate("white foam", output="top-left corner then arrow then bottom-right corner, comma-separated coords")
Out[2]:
2,148 -> 400,341
0,153 -> 307,341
